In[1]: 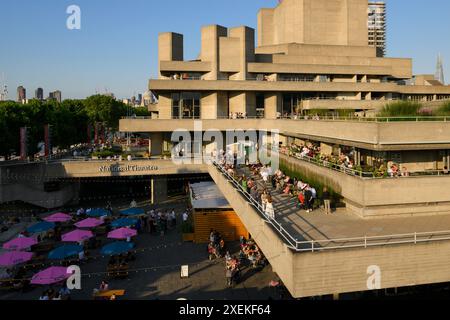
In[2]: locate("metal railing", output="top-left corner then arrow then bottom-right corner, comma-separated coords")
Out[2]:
270,146 -> 450,179
121,115 -> 450,122
212,162 -> 450,252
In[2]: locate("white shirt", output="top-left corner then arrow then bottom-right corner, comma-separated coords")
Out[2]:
182,212 -> 188,222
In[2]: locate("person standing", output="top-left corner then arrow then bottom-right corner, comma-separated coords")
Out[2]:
322,187 -> 331,215
304,187 -> 313,213
265,197 -> 275,220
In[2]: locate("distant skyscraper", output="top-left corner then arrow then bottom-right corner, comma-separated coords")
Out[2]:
35,88 -> 44,101
17,86 -> 26,102
137,94 -> 143,105
48,90 -> 62,103
368,2 -> 386,57
435,53 -> 445,85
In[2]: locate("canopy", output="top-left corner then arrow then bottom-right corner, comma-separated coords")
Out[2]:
101,242 -> 135,256
27,221 -> 55,234
0,251 -> 33,267
3,237 -> 37,251
31,267 -> 70,285
48,244 -> 83,260
75,218 -> 104,228
61,229 -> 94,242
120,208 -> 145,216
43,213 -> 72,223
107,227 -> 137,240
111,218 -> 138,229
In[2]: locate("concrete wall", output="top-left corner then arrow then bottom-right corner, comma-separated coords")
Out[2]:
293,241 -> 450,298
209,163 -> 450,298
149,79 -> 450,96
201,25 -> 228,80
158,32 -> 183,78
258,0 -> 367,47
278,152 -> 450,218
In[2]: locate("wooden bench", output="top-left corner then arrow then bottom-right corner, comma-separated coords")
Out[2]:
93,289 -> 125,300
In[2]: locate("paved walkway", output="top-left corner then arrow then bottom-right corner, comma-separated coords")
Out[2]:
0,198 -> 283,300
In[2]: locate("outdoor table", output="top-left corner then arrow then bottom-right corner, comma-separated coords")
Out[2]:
93,289 -> 125,300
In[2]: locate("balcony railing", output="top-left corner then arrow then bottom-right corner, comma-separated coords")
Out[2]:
122,115 -> 450,122
213,161 -> 450,252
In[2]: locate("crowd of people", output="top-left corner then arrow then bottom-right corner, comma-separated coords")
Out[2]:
207,230 -> 226,260
39,285 -> 71,300
225,237 -> 267,287
280,142 -> 357,172
217,151 -> 333,216
228,112 -> 248,119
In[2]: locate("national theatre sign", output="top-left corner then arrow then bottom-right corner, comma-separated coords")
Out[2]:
99,164 -> 159,173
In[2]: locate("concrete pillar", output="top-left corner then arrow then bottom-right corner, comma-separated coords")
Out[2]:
201,92 -> 228,119
264,93 -> 281,119
228,26 -> 255,81
150,133 -> 163,156
201,25 -> 228,80
158,93 -> 172,120
158,32 -> 183,78
229,92 -> 256,117
151,176 -> 168,204
365,92 -> 372,100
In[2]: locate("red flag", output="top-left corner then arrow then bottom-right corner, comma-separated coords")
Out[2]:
20,127 -> 27,160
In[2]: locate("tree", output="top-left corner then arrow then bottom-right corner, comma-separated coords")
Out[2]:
83,95 -> 127,129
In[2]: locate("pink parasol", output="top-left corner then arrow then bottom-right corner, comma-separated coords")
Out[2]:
3,237 -> 37,250
0,251 -> 33,267
31,266 -> 70,285
43,213 -> 72,223
75,218 -> 104,228
61,229 -> 94,242
107,227 -> 137,239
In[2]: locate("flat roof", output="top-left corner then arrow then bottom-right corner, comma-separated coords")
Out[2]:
190,181 -> 231,210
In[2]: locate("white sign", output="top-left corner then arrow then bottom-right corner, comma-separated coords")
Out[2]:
181,265 -> 189,278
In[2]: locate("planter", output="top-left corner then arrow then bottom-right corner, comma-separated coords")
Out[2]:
182,233 -> 195,242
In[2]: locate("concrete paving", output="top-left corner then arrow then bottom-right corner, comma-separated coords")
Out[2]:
0,198 -> 283,300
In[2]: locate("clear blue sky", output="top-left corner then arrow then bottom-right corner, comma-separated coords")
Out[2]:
0,0 -> 449,100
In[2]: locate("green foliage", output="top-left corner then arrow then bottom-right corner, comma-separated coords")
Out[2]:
0,95 -> 128,158
133,107 -> 151,117
279,162 -> 343,204
377,101 -> 423,117
435,101 -> 450,116
83,95 -> 127,129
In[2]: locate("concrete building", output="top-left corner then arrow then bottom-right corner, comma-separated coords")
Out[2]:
35,87 -> 44,101
6,0 -> 450,299
17,86 -> 26,103
48,90 -> 62,103
368,2 -> 386,57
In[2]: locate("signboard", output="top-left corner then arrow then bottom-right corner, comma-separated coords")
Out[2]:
99,165 -> 159,173
180,265 -> 189,278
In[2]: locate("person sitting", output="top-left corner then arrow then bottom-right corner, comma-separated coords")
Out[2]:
297,192 -> 306,209
99,281 -> 109,291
